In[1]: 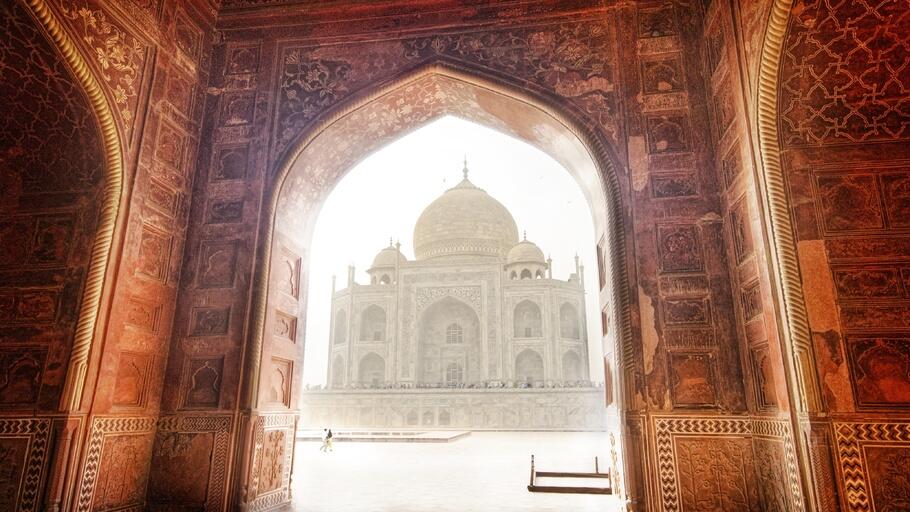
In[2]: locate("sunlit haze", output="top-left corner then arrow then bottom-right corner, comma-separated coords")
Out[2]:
302,116 -> 604,386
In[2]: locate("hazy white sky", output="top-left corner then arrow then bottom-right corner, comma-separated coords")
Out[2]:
302,116 -> 604,386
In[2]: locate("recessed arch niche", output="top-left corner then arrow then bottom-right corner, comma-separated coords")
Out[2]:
249,61 -> 635,498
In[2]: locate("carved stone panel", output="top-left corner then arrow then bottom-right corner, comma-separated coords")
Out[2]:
652,173 -> 698,199
207,199 -> 245,224
220,92 -> 256,126
675,436 -> 759,510
638,5 -> 677,38
148,431 -> 214,507
0,437 -> 30,510
277,249 -> 301,299
881,171 -> 910,227
753,439 -> 789,511
273,311 -> 297,343
815,174 -> 885,233
0,349 -> 46,406
190,306 -> 231,337
663,298 -> 712,326
150,415 -> 232,511
641,55 -> 685,94
211,145 -> 250,181
740,280 -> 763,322
154,121 -> 188,173
864,446 -> 910,511
645,113 -> 692,154
669,352 -> 717,407
226,45 -> 260,75
845,337 -> 910,407
197,241 -> 239,289
182,358 -> 224,409
146,177 -> 180,218
657,224 -> 705,273
112,352 -> 151,408
268,358 -> 293,408
136,224 -> 172,282
259,429 -> 285,493
90,432 -> 155,510
730,198 -> 753,264
750,344 -> 779,409
832,267 -> 904,299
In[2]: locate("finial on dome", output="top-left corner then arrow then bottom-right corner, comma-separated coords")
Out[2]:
523,230 -> 527,241
389,237 -> 393,247
462,154 -> 469,180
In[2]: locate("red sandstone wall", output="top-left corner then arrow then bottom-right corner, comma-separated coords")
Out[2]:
0,3 -> 105,508
779,1 -> 910,509
0,0 -> 216,509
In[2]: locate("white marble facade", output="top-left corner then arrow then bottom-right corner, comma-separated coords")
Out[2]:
301,388 -> 606,430
307,164 -> 602,429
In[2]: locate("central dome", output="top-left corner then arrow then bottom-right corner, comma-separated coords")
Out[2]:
413,173 -> 518,261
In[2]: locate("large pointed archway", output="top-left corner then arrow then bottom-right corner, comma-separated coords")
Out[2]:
237,61 -> 635,509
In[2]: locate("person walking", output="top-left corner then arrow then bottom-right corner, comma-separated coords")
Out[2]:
319,428 -> 330,452
325,428 -> 334,452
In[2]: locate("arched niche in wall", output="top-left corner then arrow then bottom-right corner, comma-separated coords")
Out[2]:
359,305 -> 386,341
416,296 -> 480,384
515,349 -> 545,384
513,300 -> 542,338
358,352 -> 385,386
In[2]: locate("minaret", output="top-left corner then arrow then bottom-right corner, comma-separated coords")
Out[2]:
547,254 -> 553,279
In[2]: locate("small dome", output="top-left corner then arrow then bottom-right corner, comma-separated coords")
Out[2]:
413,169 -> 518,261
371,245 -> 406,268
507,239 -> 546,265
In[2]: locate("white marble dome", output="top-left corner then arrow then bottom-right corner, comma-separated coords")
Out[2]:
507,238 -> 546,265
371,244 -> 406,268
413,175 -> 518,261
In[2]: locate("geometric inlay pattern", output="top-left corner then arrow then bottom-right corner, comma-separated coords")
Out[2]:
0,418 -> 51,512
76,416 -> 157,512
834,422 -> 910,512
780,0 -> 910,145
655,416 -> 805,511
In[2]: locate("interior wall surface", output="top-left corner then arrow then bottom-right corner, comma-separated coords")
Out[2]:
0,0 -> 217,510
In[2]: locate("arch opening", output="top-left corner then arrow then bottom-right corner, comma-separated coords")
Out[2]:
255,62 -> 631,511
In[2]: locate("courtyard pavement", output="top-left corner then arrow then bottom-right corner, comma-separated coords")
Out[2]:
292,431 -> 623,511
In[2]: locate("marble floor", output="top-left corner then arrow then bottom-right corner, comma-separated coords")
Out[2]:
291,431 -> 623,512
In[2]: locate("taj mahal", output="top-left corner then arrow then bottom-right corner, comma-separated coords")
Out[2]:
301,162 -> 606,430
